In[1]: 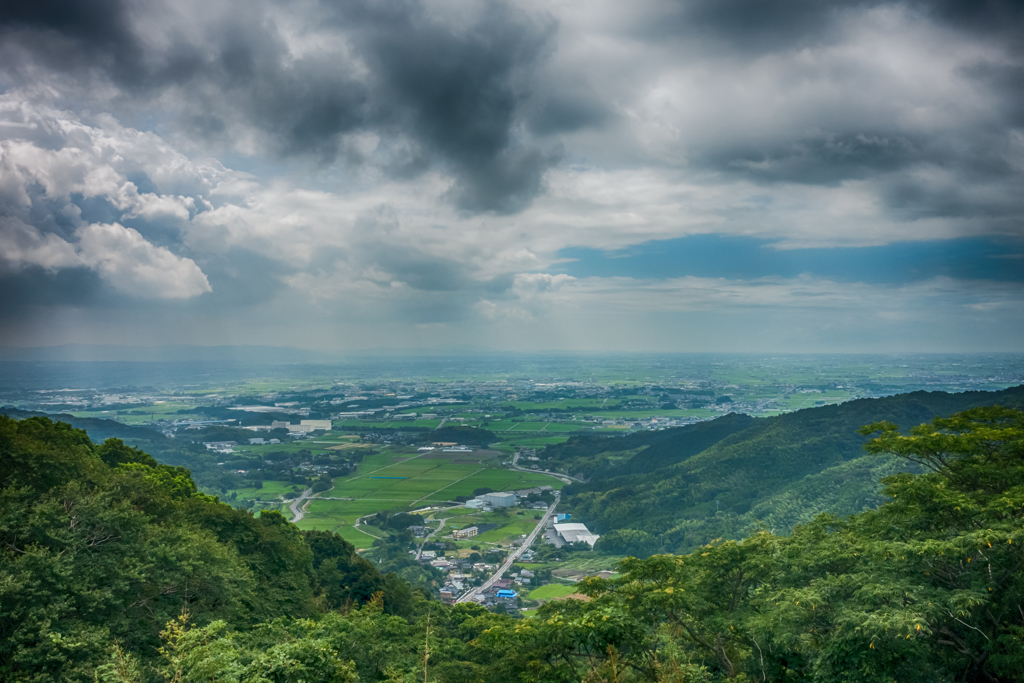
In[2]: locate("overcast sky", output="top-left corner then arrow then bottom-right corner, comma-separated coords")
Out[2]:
0,0 -> 1022,353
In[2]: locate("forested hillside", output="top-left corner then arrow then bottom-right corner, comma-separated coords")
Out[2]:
0,416 -> 411,681
536,412 -> 756,479
554,386 -> 1024,555
3,407 -> 1024,682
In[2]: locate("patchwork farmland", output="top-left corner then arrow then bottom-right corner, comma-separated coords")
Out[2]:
292,445 -> 562,545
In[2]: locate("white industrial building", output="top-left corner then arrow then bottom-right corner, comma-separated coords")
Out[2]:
269,419 -> 332,433
553,522 -> 600,546
482,491 -> 516,507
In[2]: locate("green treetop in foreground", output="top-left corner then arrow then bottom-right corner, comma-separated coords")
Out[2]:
3,407 -> 1024,682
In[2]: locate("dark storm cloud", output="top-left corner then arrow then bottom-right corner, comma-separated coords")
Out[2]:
927,0 -> 1024,47
527,91 -> 610,136
348,0 -> 561,213
0,0 -> 146,83
630,0 -> 1023,53
705,131 -> 925,185
628,0 -> 877,53
0,0 -> 560,213
964,62 -> 1024,127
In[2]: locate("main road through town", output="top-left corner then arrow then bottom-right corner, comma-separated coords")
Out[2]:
455,491 -> 560,604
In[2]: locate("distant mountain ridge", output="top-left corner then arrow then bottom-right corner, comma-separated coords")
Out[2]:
0,344 -> 597,362
0,406 -> 168,444
0,344 -> 339,363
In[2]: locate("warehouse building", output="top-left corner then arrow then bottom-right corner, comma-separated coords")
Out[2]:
482,491 -> 516,507
553,522 -> 600,546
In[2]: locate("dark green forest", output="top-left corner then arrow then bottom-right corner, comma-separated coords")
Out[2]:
3,399 -> 1024,681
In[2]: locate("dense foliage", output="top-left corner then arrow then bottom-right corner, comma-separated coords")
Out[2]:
0,416 -> 406,682
4,405 -> 1024,682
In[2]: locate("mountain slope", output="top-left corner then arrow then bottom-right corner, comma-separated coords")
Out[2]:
560,385 -> 1024,553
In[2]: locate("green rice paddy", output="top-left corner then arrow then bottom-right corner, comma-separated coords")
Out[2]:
290,446 -> 563,537
528,584 -> 578,600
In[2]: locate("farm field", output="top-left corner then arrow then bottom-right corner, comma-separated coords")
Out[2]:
289,446 -> 563,536
478,419 -> 518,431
331,526 -> 378,549
541,422 -> 588,432
489,435 -> 572,452
501,399 -> 617,411
69,404 -> 204,425
506,422 -> 550,432
296,498 -> 405,527
469,515 -> 542,544
554,555 -> 625,572
528,584 -> 578,600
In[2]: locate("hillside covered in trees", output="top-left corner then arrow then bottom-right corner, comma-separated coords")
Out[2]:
3,402 -> 1024,682
0,415 -> 413,681
547,386 -> 1024,556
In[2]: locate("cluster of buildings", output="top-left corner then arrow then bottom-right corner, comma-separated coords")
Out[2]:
441,580 -> 520,608
246,437 -> 282,445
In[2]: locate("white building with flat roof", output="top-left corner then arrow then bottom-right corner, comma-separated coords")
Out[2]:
553,522 -> 600,546
482,491 -> 516,507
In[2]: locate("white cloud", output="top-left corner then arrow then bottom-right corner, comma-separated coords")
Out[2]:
0,217 -> 210,299
0,217 -> 81,271
0,96 -> 223,299
75,223 -> 211,299
0,102 -> 210,220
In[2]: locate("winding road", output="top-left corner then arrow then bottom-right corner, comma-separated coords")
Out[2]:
511,451 -> 581,484
288,487 -> 314,523
416,517 -> 447,560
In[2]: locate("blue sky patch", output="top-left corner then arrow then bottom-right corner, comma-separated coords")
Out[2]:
554,235 -> 1024,284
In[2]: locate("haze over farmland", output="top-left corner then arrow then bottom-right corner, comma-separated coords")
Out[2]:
2,352 -> 1021,548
